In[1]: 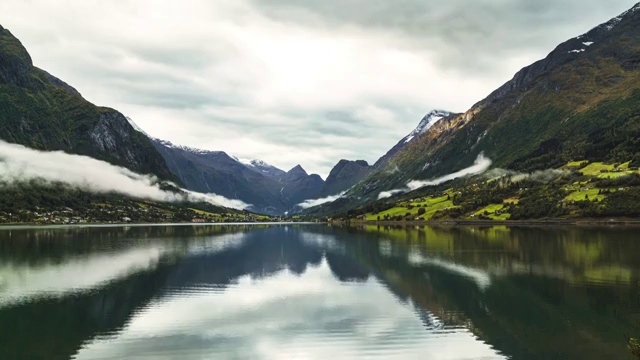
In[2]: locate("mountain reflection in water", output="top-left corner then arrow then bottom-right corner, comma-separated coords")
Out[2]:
0,224 -> 639,360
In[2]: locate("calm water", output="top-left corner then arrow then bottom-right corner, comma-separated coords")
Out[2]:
1,224 -> 639,360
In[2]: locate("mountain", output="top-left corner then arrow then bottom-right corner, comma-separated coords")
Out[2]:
151,138 -> 287,214
0,25 -> 175,181
374,110 -> 453,168
280,165 -> 324,206
320,160 -> 372,196
150,138 -> 340,214
237,158 -> 286,179
338,2 -> 640,206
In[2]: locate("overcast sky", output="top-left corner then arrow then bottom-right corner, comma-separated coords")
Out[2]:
1,0 -> 637,177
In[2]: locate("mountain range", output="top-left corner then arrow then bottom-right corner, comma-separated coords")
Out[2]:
2,2 -> 640,219
0,24 -> 373,215
149,136 -> 372,214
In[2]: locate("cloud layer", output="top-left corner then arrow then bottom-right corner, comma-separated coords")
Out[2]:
378,154 -> 492,199
0,0 -> 636,176
297,192 -> 347,209
0,141 -> 250,210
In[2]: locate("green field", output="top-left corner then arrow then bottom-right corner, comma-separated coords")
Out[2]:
579,162 -> 615,176
566,160 -> 588,168
574,161 -> 639,178
473,204 -> 510,220
564,188 -> 606,202
365,195 -> 457,221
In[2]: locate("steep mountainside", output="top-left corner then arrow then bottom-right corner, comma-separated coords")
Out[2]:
373,110 -> 453,169
320,160 -> 372,196
280,165 -> 324,206
151,139 -> 351,214
152,139 -> 286,214
238,159 -> 286,179
0,25 -> 175,180
345,2 -> 640,203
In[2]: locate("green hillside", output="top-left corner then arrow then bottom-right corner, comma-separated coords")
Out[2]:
0,25 -> 176,180
344,4 -> 640,208
331,160 -> 640,222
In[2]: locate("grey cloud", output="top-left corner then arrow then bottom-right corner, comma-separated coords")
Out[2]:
2,0 -> 636,177
251,0 -> 638,74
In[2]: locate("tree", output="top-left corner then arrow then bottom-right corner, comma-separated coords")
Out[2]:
629,338 -> 640,359
417,208 -> 426,216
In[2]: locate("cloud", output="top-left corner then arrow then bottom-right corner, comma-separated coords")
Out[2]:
377,189 -> 405,200
297,191 -> 347,209
378,154 -> 492,199
406,154 -> 493,190
0,0 -> 636,176
0,140 -> 250,210
483,168 -> 568,183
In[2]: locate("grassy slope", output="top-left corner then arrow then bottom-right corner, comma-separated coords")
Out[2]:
338,159 -> 640,222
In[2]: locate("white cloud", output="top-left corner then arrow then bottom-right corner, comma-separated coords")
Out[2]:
0,140 -> 250,210
297,191 -> 347,209
378,154 -> 492,199
406,154 -> 492,190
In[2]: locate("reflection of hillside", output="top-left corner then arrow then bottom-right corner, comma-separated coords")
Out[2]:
0,225 -> 265,265
342,224 -> 640,286
2,225 -> 639,359
164,227 -> 324,288
0,225 -> 372,359
316,225 -> 640,360
0,264 -> 176,360
0,225 -> 258,360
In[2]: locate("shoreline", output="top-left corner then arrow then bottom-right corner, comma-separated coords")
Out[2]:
330,218 -> 640,226
0,221 -> 322,229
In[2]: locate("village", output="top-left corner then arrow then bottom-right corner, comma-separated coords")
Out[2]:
0,202 -> 284,225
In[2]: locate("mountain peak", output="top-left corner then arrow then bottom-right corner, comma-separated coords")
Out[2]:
288,165 -> 308,176
597,2 -> 640,31
0,25 -> 34,86
402,110 -> 453,144
235,158 -> 286,178
153,138 -> 226,156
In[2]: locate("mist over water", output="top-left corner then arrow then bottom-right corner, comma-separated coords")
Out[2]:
0,140 -> 250,210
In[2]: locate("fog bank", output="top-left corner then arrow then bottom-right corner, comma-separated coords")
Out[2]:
0,141 -> 250,210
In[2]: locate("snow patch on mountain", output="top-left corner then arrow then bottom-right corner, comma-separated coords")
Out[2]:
598,2 -> 640,31
125,117 -> 149,136
234,157 -> 283,175
154,139 -> 224,156
401,110 -> 452,144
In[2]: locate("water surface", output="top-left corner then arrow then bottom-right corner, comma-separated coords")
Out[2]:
1,224 -> 639,359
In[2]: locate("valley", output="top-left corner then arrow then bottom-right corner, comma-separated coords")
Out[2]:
2,3 -> 640,224
3,2 -> 640,359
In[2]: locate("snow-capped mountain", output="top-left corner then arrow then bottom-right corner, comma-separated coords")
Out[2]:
146,137 -> 339,215
234,158 -> 286,179
401,110 -> 453,144
153,138 -> 227,156
374,109 -> 453,169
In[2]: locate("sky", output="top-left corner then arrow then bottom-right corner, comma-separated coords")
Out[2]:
1,0 -> 637,177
